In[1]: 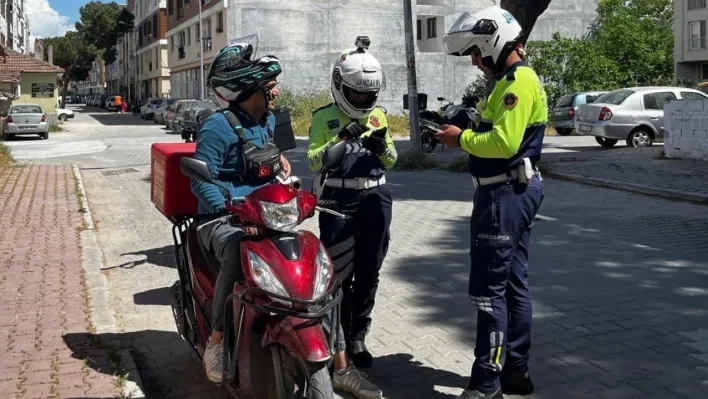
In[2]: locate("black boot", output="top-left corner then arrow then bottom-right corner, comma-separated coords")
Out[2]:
349,340 -> 373,368
455,388 -> 503,399
501,369 -> 534,395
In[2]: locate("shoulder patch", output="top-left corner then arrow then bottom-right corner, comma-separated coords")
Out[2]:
369,115 -> 381,128
327,119 -> 340,129
312,102 -> 335,116
503,93 -> 518,110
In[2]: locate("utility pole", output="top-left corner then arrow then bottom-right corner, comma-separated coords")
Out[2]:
403,0 -> 421,152
198,1 -> 205,100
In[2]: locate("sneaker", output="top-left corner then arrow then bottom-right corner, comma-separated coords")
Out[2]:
501,369 -> 534,395
332,365 -> 382,399
203,341 -> 224,383
455,388 -> 503,399
350,340 -> 373,368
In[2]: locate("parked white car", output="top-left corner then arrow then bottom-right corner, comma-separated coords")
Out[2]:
56,108 -> 74,121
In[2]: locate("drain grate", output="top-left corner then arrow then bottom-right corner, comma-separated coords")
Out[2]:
101,167 -> 140,176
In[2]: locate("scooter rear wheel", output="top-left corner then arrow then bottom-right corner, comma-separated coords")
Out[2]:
270,344 -> 334,399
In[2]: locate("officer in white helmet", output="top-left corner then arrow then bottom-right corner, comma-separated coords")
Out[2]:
307,36 -> 396,399
436,6 -> 548,399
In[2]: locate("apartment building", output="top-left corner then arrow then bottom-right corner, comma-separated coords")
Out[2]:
75,59 -> 105,96
135,0 -> 170,100
1,0 -> 29,53
207,0 -> 596,113
166,0 -> 226,99
675,0 -> 708,84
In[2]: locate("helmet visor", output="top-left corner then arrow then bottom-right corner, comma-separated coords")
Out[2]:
343,86 -> 379,110
447,12 -> 479,34
225,34 -> 259,65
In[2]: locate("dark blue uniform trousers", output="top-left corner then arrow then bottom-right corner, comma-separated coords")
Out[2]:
468,175 -> 544,393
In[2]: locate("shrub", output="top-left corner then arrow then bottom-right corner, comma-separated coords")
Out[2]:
0,143 -> 13,169
276,87 -> 331,137
443,154 -> 469,173
393,149 -> 438,171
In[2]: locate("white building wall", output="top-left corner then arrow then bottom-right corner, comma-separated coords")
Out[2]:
665,99 -> 708,160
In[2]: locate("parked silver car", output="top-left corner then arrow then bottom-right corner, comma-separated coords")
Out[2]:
2,103 -> 49,140
549,91 -> 607,136
575,86 -> 708,148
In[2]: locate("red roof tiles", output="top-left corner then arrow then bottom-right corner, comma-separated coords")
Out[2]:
0,44 -> 64,83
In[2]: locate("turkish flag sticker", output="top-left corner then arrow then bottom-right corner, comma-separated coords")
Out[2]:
259,166 -> 271,177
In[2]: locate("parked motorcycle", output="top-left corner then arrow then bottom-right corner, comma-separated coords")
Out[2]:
404,93 -> 480,153
131,102 -> 141,116
164,140 -> 350,399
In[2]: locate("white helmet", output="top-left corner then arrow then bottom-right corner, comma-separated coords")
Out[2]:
443,6 -> 524,73
331,36 -> 386,119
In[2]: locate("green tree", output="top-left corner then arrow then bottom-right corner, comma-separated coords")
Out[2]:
75,1 -> 134,64
43,32 -> 98,107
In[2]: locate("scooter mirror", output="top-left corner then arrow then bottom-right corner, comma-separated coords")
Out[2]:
180,157 -> 214,184
322,140 -> 347,170
437,96 -> 447,101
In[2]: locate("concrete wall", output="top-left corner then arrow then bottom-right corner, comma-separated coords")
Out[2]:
225,0 -> 597,115
664,99 -> 708,160
18,72 -> 58,113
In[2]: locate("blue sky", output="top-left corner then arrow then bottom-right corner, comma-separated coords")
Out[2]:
28,0 -> 125,42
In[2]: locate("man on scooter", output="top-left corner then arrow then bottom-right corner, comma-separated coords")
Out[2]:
189,35 -> 293,384
435,6 -> 547,399
307,36 -> 395,398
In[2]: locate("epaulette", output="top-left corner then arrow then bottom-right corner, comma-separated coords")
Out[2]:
312,102 -> 335,116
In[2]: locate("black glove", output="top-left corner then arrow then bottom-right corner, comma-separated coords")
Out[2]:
362,128 -> 388,155
338,122 -> 368,140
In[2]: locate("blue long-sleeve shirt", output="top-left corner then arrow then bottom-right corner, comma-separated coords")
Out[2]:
190,107 -> 276,214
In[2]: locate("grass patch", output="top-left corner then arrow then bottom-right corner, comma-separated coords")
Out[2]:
0,143 -> 13,169
277,87 -> 412,137
49,123 -> 64,133
544,124 -> 558,136
393,149 -> 438,171
276,87 -> 331,137
443,154 -> 469,173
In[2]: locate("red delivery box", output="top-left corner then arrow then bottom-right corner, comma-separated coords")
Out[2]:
151,143 -> 199,218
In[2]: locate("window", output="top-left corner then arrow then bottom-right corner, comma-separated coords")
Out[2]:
179,31 -> 185,47
204,17 -> 212,38
153,14 -> 158,37
417,19 -> 421,40
688,0 -> 707,10
187,27 -> 191,46
217,12 -> 224,33
642,92 -> 677,110
147,20 -> 152,39
595,89 -> 634,105
702,64 -> 708,79
426,18 -> 437,38
170,36 -> 174,52
681,91 -> 708,100
168,0 -> 173,15
195,23 -> 200,40
555,95 -> 574,108
201,0 -> 210,5
689,21 -> 707,50
586,94 -> 602,104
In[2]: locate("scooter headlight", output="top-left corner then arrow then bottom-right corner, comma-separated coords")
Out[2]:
247,250 -> 290,305
259,197 -> 299,232
313,243 -> 334,300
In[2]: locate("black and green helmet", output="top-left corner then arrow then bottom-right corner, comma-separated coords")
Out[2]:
207,34 -> 282,103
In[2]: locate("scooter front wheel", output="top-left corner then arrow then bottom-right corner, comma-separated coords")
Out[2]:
270,344 -> 334,399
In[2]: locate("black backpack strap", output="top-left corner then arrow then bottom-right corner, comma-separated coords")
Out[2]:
221,110 -> 249,142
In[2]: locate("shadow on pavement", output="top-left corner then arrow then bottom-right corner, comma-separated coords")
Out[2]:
64,330 -> 229,398
134,286 -> 173,306
89,113 -> 157,126
384,182 -> 708,396
104,245 -> 175,270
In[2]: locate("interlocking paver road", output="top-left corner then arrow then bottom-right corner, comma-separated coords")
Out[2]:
0,164 -> 118,399
10,107 -> 708,398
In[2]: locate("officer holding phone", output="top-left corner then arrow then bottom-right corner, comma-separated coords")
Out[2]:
435,6 -> 547,399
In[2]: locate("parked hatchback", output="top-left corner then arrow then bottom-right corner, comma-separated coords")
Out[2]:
549,91 -> 607,136
2,103 -> 49,140
575,86 -> 708,148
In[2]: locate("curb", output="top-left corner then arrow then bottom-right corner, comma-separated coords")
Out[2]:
72,164 -> 148,399
546,170 -> 708,205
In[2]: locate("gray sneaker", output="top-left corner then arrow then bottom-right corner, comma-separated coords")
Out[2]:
332,365 -> 382,399
203,341 -> 224,383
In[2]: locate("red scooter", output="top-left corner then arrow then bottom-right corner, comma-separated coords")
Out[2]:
165,142 -> 349,399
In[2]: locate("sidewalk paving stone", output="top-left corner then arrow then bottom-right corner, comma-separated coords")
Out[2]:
0,164 -> 119,399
